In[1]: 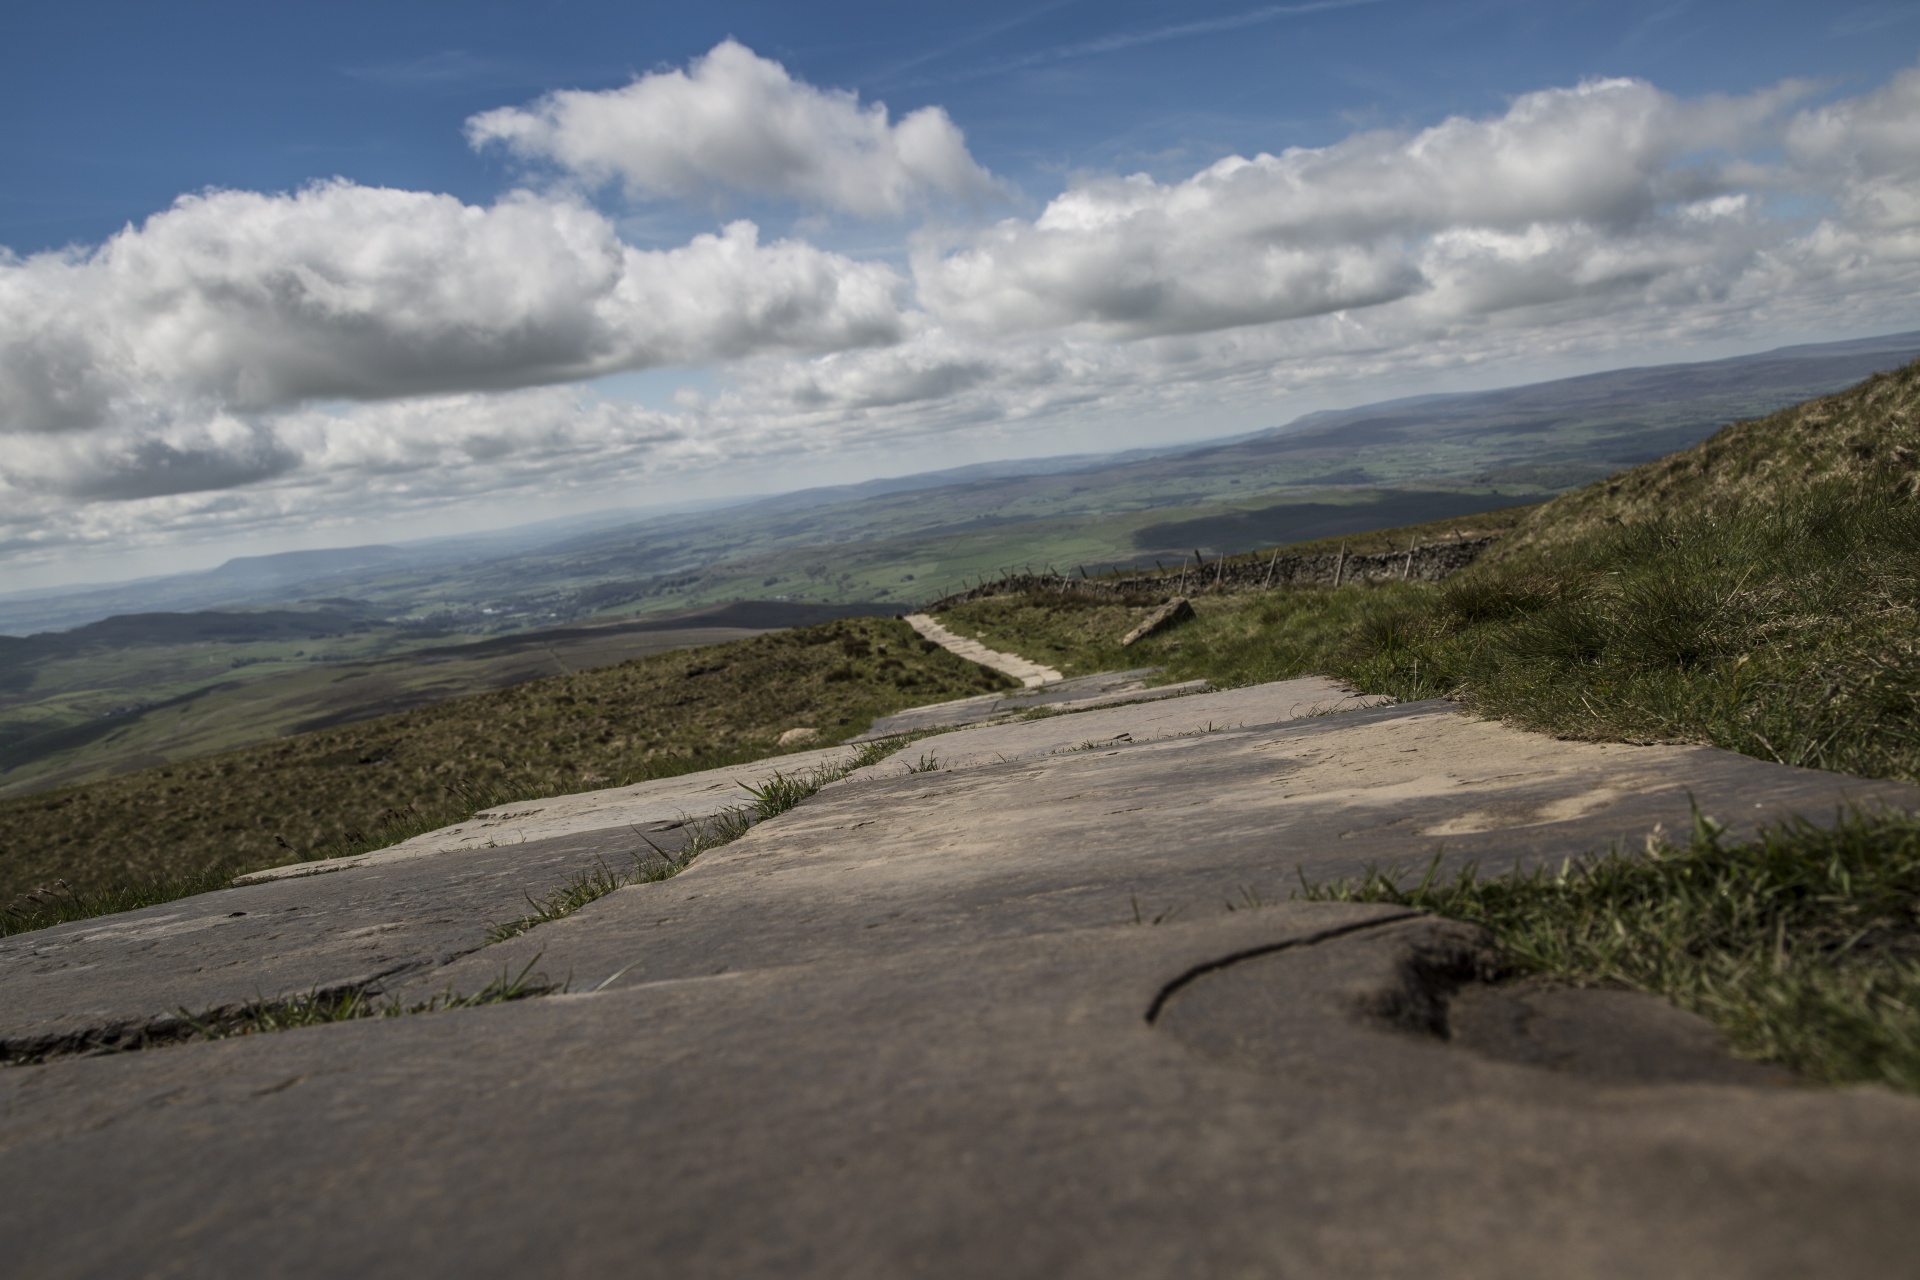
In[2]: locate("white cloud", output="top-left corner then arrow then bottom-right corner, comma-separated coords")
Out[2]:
0,416 -> 300,501
8,58 -> 1920,591
1786,63 -> 1920,247
915,76 -> 1811,338
0,181 -> 906,437
466,39 -> 1002,216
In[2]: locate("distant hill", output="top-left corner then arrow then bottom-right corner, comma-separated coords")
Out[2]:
0,607 -> 386,671
1132,489 -> 1552,555
4,329 -> 1918,639
198,546 -> 416,590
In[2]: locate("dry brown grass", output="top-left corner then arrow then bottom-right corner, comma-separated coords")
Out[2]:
0,616 -> 1011,908
1495,357 -> 1920,560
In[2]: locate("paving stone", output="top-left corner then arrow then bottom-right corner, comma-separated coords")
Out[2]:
904,612 -> 1063,686
0,821 -> 696,1056
236,743 -> 858,884
3,681 -> 1917,1277
855,668 -> 1212,739
0,746 -> 857,1053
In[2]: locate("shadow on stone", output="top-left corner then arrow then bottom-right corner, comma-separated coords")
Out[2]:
1447,980 -> 1795,1087
1153,916 -> 1795,1089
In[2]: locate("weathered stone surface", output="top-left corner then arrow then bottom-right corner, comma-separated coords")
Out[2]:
1446,977 -> 1798,1086
1121,595 -> 1194,646
0,744 -> 864,1055
904,612 -> 1063,686
0,820 -> 697,1057
855,667 -> 1212,739
235,743 -> 857,885
2,681 -> 1918,1277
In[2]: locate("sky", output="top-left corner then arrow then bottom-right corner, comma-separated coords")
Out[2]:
3,0 -> 1919,591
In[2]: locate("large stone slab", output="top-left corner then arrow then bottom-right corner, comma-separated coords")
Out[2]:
0,820 -> 702,1058
3,682 -> 1918,1277
849,673 -> 1385,773
395,696 -> 1913,1011
855,667 -> 1212,739
0,746 -> 857,1055
236,742 -> 859,884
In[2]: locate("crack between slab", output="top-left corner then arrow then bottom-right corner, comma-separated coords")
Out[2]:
1143,910 -> 1423,1025
0,957 -> 433,1067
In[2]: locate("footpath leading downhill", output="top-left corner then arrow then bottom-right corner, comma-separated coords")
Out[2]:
2,624 -> 1919,1277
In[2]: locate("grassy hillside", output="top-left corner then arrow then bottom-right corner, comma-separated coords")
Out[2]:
943,358 -> 1920,776
0,615 -> 1011,917
1496,360 -> 1920,558
934,357 -> 1920,1090
0,600 -> 890,799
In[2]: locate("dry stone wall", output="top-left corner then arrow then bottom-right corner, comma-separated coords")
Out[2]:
925,535 -> 1498,610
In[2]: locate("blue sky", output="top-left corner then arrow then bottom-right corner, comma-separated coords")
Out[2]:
3,1 -> 1919,588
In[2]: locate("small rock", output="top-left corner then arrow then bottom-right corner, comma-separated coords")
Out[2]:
778,727 -> 820,747
1121,598 -> 1196,647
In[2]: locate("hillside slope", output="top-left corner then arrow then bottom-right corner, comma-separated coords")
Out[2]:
1498,358 -> 1920,556
0,616 -> 1011,911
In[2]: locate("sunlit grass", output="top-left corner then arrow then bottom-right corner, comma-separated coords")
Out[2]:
1297,807 -> 1920,1091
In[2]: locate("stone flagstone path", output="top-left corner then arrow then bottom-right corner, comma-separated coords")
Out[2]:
3,672 -> 1919,1278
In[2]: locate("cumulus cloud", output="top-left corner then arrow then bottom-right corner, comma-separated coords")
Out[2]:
1786,63 -> 1920,246
466,39 -> 1002,216
0,181 -> 906,436
915,76 -> 1812,338
8,57 -> 1920,590
1,417 -> 301,501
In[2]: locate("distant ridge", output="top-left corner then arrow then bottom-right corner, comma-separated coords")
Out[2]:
5,329 -> 1918,637
201,545 -> 414,588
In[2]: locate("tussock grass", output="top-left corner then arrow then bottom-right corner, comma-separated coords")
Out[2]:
937,582 -> 1376,688
1497,358 -> 1920,558
1297,808 -> 1920,1089
0,865 -> 240,938
953,485 -> 1920,786
1320,486 -> 1920,782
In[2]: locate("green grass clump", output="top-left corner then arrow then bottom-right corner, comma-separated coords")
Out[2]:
0,865 -> 240,938
1297,808 -> 1920,1091
1318,486 -> 1920,781
484,814 -> 752,943
177,955 -> 553,1043
0,617 -> 1010,914
937,581 -> 1387,687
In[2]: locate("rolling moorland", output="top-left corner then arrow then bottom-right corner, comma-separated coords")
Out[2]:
2,331 -> 1914,804
0,599 -> 887,799
5,355 -> 1920,1087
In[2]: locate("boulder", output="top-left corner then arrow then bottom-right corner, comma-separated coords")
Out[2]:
1121,596 -> 1195,647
